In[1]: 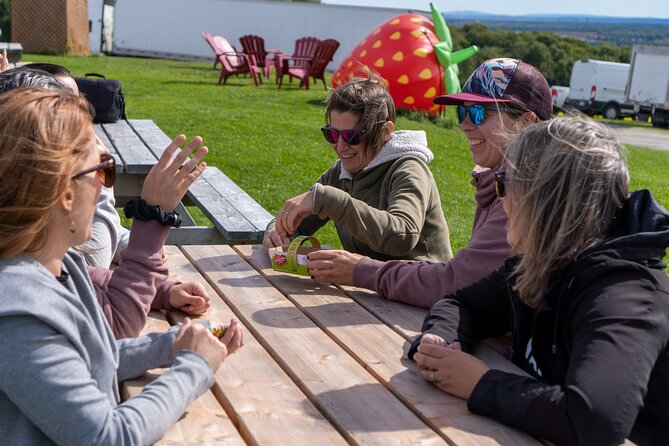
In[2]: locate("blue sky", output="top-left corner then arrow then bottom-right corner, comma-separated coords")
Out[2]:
323,0 -> 669,19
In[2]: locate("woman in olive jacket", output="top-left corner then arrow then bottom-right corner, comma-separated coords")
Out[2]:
410,117 -> 669,446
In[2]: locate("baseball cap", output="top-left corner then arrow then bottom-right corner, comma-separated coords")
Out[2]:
434,58 -> 553,121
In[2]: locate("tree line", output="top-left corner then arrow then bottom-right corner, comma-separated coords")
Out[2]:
451,23 -> 631,86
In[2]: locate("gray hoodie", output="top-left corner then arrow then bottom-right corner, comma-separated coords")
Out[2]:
0,250 -> 214,445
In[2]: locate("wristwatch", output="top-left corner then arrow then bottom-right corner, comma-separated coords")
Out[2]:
123,198 -> 182,228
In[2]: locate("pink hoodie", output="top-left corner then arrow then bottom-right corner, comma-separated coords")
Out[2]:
352,165 -> 511,308
87,219 -> 176,339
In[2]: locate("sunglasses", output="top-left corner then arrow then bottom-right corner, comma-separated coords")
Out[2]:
456,104 -> 524,125
321,126 -> 366,146
71,153 -> 116,188
494,171 -> 506,198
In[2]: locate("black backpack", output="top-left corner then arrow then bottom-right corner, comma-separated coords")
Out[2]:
74,73 -> 126,124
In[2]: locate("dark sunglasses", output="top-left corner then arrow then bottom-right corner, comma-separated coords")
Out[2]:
71,153 -> 116,188
321,126 -> 366,145
456,104 -> 524,125
494,171 -> 506,198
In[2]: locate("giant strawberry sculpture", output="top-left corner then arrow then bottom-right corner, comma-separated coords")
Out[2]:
332,3 -> 478,115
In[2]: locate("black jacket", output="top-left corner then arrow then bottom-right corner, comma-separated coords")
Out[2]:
409,190 -> 669,446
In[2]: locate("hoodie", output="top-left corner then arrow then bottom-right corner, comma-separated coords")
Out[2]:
353,162 -> 511,307
410,190 -> 669,446
0,249 -> 214,445
268,130 -> 453,262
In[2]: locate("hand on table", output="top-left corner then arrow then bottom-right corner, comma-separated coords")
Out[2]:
263,229 -> 291,253
306,249 -> 364,285
173,318 -> 228,372
414,335 -> 488,400
141,135 -> 208,211
169,282 -> 211,315
275,191 -> 314,237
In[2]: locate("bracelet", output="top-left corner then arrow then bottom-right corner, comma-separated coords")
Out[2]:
123,198 -> 182,228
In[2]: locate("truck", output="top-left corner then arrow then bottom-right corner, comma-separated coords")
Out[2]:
625,45 -> 669,128
551,85 -> 570,112
564,59 -> 636,119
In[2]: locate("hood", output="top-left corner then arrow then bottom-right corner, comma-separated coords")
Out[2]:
339,130 -> 433,180
587,189 -> 669,270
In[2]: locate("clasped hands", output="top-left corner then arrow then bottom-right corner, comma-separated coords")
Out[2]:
414,333 -> 490,400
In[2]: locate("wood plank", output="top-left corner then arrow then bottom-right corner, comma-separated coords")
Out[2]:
186,176 -> 260,241
93,124 -> 123,173
102,120 -> 156,173
183,244 -> 446,446
163,245 -> 347,446
236,244 -> 542,446
200,168 -> 273,234
121,311 -> 245,446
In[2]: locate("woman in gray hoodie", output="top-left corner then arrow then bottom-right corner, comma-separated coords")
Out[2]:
0,88 -> 243,445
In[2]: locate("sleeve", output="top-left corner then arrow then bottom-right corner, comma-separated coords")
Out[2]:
0,316 -> 214,446
407,267 -> 512,359
467,269 -> 666,446
312,159 -> 433,257
87,219 -> 170,339
354,198 -> 511,307
150,280 -> 177,311
79,186 -> 127,268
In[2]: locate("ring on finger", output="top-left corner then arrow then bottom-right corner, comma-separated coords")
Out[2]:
282,210 -> 289,216
430,370 -> 436,382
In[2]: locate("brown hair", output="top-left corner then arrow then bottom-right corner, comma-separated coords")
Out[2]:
506,116 -> 629,306
0,88 -> 95,259
325,69 -> 396,159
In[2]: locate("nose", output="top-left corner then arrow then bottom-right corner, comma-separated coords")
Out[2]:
460,115 -> 475,131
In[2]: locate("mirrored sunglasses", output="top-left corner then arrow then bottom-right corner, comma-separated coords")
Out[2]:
320,126 -> 366,146
456,104 -> 523,125
71,153 -> 116,188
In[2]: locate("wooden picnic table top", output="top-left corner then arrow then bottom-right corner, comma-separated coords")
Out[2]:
124,244 -> 544,446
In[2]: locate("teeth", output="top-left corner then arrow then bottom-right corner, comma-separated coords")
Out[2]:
340,154 -> 355,159
469,139 -> 483,145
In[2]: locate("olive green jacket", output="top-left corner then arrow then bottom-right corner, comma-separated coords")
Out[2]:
269,131 -> 452,262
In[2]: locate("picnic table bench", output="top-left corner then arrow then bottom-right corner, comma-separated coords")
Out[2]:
94,119 -> 273,245
122,244 -> 546,446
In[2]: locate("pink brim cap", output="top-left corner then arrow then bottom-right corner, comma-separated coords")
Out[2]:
433,92 -> 513,105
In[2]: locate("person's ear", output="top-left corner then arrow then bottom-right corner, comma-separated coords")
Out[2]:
383,120 -> 395,140
522,111 -> 539,125
58,184 -> 75,215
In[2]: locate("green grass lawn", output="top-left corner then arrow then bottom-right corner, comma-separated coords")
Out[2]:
24,54 -> 669,266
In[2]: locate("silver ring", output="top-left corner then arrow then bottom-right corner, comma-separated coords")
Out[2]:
430,370 -> 435,382
282,210 -> 289,215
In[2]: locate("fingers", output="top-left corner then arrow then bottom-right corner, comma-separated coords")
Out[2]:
420,333 -> 448,347
221,319 -> 244,354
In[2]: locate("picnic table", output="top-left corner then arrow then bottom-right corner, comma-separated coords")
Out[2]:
94,119 -> 273,245
123,244 -> 545,446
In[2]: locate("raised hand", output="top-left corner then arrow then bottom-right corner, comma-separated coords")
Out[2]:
169,282 -> 211,315
141,135 -> 208,211
0,49 -> 9,73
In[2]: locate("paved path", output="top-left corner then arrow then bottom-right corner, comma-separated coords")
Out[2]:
608,124 -> 669,151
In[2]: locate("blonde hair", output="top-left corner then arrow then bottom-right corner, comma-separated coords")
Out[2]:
506,116 -> 629,306
0,88 -> 95,259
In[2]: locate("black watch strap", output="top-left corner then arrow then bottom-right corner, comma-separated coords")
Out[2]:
123,198 -> 182,228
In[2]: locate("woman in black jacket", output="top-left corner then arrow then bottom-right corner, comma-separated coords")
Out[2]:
410,117 -> 669,446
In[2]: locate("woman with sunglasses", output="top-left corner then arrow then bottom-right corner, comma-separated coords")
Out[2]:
0,67 -> 213,338
264,71 -> 453,263
306,59 -> 552,308
0,89 -> 244,445
411,117 -> 669,446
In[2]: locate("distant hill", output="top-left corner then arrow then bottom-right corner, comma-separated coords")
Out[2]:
443,11 -> 669,46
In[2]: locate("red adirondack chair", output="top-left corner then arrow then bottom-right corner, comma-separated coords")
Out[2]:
210,35 -> 260,86
276,36 -> 321,84
278,39 -> 340,90
201,32 -> 223,69
239,34 -> 280,81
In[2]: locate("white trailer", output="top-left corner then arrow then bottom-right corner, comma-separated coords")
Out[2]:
625,45 -> 669,128
564,59 -> 636,119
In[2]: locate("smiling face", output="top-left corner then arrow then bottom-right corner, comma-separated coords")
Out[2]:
460,101 -> 521,168
329,110 -> 375,174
